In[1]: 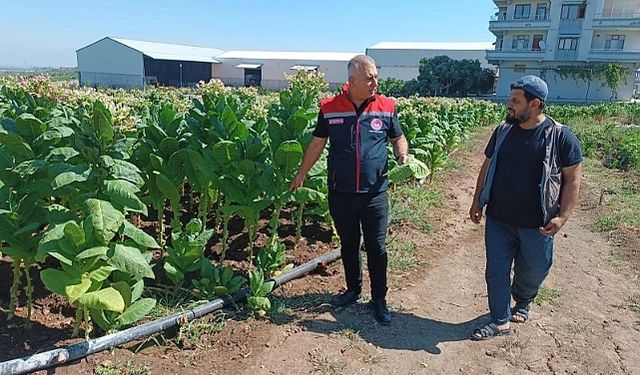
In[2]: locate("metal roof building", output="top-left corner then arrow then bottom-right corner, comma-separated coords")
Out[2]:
213,50 -> 360,90
366,41 -> 495,81
76,37 -> 223,88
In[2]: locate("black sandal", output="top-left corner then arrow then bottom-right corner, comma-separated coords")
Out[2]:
471,323 -> 511,341
510,303 -> 530,323
510,311 -> 528,323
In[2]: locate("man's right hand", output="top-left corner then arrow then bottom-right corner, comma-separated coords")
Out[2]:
469,202 -> 483,224
290,172 -> 305,191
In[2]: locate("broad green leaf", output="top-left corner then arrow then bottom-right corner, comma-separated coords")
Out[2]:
12,159 -> 47,178
108,244 -> 155,280
131,279 -> 144,302
51,165 -> 91,190
388,156 -> 430,183
16,113 -> 46,141
38,220 -> 74,255
121,221 -> 160,249
14,222 -> 41,236
99,155 -> 115,168
89,308 -> 112,331
1,246 -> 31,259
263,280 -> 275,294
111,281 -> 133,306
163,260 -> 184,286
149,153 -> 163,171
102,179 -> 147,215
89,265 -> 115,282
116,298 -> 156,326
110,160 -> 144,186
154,172 -> 179,205
40,268 -> 76,296
48,251 -> 73,266
274,140 -> 303,170
0,132 -> 34,162
293,187 -> 324,203
78,287 -> 125,313
159,138 -> 180,157
238,160 -> 256,176
75,246 -> 109,260
34,129 -> 63,146
212,141 -> 241,164
65,274 -> 92,302
85,199 -> 125,245
93,101 -> 114,142
46,147 -> 79,162
63,221 -> 85,248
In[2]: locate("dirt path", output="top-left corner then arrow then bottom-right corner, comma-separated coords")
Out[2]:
234,134 -> 640,375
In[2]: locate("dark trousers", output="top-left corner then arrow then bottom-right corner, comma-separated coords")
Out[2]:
328,190 -> 389,301
485,216 -> 554,325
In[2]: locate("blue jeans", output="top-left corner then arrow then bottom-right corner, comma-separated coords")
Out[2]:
485,216 -> 554,325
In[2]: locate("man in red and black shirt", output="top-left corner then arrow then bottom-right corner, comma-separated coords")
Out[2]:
291,55 -> 409,325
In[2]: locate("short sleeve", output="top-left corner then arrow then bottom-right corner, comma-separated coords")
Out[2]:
387,112 -> 403,138
312,111 -> 329,138
484,127 -> 499,158
559,127 -> 583,167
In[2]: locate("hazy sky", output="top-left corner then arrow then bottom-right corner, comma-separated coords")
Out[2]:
0,0 -> 497,67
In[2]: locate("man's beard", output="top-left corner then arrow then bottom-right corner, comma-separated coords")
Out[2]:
505,110 -> 531,125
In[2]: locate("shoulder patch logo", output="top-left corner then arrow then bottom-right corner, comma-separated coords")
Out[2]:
370,118 -> 383,131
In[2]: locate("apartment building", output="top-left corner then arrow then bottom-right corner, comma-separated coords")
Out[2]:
487,0 -> 640,102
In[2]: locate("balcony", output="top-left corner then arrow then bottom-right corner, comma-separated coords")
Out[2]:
555,50 -> 579,61
559,19 -> 584,34
589,48 -> 640,61
592,14 -> 640,29
486,48 -> 548,61
489,15 -> 551,32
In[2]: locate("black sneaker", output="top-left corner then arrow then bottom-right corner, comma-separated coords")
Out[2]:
331,290 -> 361,307
369,299 -> 391,325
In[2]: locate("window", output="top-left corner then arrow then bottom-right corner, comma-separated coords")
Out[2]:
512,35 -> 531,50
495,7 -> 507,20
602,0 -> 640,17
514,4 -> 531,19
535,3 -> 548,19
514,65 -> 527,73
624,0 -> 639,16
244,68 -> 262,87
605,34 -> 625,50
532,35 -> 544,50
561,3 -> 586,19
558,37 -> 579,50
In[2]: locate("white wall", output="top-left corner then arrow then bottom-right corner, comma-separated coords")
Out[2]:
590,30 -> 640,50
496,62 -> 637,102
77,38 -> 144,88
376,67 -> 420,81
367,48 -> 493,81
214,58 -> 350,90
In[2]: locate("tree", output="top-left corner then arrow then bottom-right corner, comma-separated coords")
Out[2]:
417,56 -> 496,97
377,77 -> 406,97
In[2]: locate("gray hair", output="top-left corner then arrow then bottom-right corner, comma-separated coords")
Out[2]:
348,55 -> 376,78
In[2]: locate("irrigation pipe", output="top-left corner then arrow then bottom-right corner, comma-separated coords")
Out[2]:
0,248 -> 341,375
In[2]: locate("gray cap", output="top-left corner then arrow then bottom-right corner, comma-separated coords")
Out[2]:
510,75 -> 548,102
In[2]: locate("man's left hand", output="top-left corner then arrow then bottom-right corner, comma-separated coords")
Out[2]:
396,154 -> 408,165
539,216 -> 567,236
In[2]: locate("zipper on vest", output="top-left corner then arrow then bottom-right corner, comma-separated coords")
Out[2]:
355,115 -> 361,192
332,169 -> 337,190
